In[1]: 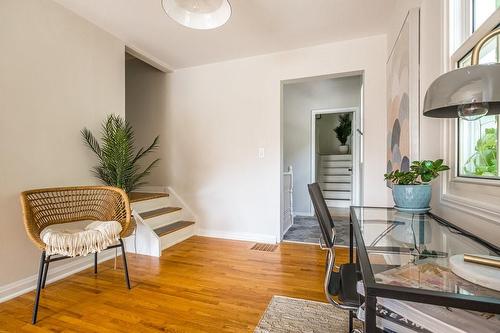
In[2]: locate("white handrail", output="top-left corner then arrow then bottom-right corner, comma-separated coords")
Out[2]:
283,165 -> 294,218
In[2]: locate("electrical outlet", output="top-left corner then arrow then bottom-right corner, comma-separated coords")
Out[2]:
258,148 -> 265,159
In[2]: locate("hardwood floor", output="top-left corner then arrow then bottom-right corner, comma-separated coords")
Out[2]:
0,236 -> 348,332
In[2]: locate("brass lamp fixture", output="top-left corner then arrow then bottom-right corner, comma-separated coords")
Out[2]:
423,28 -> 500,120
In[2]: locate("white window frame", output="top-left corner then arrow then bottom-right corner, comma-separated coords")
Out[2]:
446,2 -> 500,186
440,1 -> 500,222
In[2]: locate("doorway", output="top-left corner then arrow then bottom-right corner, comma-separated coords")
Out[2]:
311,108 -> 360,210
280,74 -> 363,244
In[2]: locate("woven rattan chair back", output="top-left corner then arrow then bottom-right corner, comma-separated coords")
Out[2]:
20,186 -> 131,249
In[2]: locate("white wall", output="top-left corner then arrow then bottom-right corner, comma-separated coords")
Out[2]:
125,58 -> 168,186
0,0 -> 125,287
388,0 -> 500,245
165,35 -> 388,242
283,76 -> 361,214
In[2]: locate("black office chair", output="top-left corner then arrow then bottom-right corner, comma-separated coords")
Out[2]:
308,183 -> 360,333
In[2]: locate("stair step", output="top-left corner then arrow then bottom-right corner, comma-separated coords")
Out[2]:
320,155 -> 352,161
321,175 -> 351,183
321,161 -> 353,168
320,183 -> 351,191
320,166 -> 351,169
129,192 -> 169,203
325,199 -> 351,208
154,221 -> 195,237
139,207 -> 182,219
322,190 -> 351,200
320,168 -> 351,175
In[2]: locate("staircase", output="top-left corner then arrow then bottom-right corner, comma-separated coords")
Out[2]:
123,191 -> 196,257
318,154 -> 352,208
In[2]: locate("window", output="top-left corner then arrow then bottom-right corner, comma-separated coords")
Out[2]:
458,115 -> 498,178
473,0 -> 500,31
452,1 -> 500,180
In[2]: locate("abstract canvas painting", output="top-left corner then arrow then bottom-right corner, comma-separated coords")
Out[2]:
387,8 -> 420,187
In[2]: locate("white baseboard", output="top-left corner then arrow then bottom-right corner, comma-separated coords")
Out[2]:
197,229 -> 277,244
0,249 -> 120,303
282,239 -> 318,246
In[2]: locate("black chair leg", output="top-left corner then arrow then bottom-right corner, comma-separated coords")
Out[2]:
348,310 -> 353,332
94,252 -> 98,274
32,251 -> 46,324
119,239 -> 131,289
41,255 -> 50,289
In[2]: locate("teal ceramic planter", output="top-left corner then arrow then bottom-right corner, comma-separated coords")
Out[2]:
392,184 -> 432,212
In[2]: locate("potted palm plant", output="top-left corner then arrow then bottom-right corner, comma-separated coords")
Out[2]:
81,114 -> 160,193
384,159 -> 449,212
334,114 -> 351,154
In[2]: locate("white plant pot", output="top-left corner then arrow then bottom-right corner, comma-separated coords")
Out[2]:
339,145 -> 349,154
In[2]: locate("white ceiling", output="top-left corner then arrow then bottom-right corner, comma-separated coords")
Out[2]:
54,0 -> 397,69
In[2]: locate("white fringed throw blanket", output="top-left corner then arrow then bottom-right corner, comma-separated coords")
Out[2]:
40,221 -> 122,257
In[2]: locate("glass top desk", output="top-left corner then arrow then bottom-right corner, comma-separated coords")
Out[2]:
349,206 -> 500,332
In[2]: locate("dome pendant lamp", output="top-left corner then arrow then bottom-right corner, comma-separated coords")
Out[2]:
161,0 -> 232,30
424,28 -> 500,121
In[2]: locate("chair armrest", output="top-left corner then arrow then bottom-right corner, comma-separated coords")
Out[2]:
319,237 -> 341,270
121,217 -> 137,238
106,187 -> 132,238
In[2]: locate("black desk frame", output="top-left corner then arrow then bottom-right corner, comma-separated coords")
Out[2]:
349,206 -> 500,333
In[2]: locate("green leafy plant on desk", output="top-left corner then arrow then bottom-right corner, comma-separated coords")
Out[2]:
384,159 -> 449,212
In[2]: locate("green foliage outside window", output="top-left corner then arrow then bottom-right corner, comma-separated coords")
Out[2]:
463,128 -> 498,177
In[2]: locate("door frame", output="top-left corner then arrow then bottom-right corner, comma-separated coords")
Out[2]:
310,107 -> 362,214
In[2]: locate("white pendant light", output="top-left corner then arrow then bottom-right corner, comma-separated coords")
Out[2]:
162,0 -> 231,30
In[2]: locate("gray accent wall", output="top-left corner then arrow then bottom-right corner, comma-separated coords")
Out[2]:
125,58 -> 168,187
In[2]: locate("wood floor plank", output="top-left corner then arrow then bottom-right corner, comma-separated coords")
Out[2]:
0,236 -> 348,332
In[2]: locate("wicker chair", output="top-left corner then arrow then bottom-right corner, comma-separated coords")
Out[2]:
20,186 -> 134,324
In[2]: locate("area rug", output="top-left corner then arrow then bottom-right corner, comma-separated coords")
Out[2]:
255,296 -> 361,333
283,216 -> 350,246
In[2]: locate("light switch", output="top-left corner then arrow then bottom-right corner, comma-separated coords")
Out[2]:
258,148 -> 265,159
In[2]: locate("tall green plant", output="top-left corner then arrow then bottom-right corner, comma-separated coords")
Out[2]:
81,114 -> 159,193
463,128 -> 497,177
333,114 -> 352,145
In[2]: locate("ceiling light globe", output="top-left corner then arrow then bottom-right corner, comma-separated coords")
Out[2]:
162,0 -> 231,30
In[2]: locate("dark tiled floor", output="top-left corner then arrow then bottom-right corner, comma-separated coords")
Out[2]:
283,214 -> 350,246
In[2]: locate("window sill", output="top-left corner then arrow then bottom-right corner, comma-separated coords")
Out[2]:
450,175 -> 500,188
